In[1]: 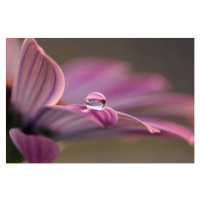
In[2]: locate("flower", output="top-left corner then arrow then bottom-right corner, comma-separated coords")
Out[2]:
6,38 -> 119,163
6,38 -> 194,163
57,58 -> 194,144
6,38 -> 65,162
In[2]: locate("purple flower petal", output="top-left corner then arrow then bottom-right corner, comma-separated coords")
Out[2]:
34,105 -> 118,135
116,112 -> 160,134
11,38 -> 65,120
103,73 -> 170,99
140,118 -> 194,145
61,58 -> 132,104
6,38 -> 20,86
9,128 -> 60,163
60,115 -> 193,145
34,107 -> 160,140
110,93 -> 194,121
61,58 -> 169,105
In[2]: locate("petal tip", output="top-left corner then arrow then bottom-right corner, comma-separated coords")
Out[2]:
9,128 -> 60,163
189,136 -> 194,146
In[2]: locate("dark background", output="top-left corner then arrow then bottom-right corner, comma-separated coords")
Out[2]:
19,38 -> 194,163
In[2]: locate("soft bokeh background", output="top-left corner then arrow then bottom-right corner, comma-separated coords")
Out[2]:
18,38 -> 194,163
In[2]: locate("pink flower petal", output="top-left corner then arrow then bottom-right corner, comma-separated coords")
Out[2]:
9,128 -> 60,163
6,38 -> 20,86
140,118 -> 194,145
33,107 -> 160,140
34,105 -> 118,136
61,115 -> 193,145
103,73 -> 170,99
11,38 -> 65,120
110,93 -> 194,121
116,112 -> 160,134
61,58 -> 132,104
61,58 -> 169,106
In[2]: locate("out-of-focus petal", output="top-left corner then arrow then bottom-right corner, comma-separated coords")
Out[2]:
6,38 -> 20,86
11,38 -> 65,120
109,93 -> 194,121
140,118 -> 194,145
34,105 -> 118,135
9,128 -> 60,163
61,58 -> 132,104
103,73 -> 170,99
61,58 -> 169,105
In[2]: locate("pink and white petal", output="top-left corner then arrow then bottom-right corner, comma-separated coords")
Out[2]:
11,38 -> 65,120
109,93 -> 194,121
140,118 -> 194,145
6,38 -> 20,86
34,105 -> 118,134
9,128 -> 60,163
61,58 -> 131,104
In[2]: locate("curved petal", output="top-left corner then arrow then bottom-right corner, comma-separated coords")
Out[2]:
34,105 -> 118,136
33,106 -> 160,141
11,38 -> 65,120
140,118 -> 194,145
109,93 -> 194,122
116,112 -> 160,134
9,128 -> 60,163
57,115 -> 194,146
6,38 -> 20,86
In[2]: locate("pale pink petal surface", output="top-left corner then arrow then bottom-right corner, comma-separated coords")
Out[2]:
11,38 -> 65,120
116,112 -> 160,134
6,38 -> 20,86
140,118 -> 194,145
9,128 -> 60,163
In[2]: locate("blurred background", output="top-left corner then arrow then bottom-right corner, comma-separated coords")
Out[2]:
18,38 -> 194,163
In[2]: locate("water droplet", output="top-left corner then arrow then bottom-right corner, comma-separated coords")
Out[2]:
85,92 -> 106,110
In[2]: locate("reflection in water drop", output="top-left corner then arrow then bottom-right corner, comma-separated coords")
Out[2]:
85,92 -> 106,110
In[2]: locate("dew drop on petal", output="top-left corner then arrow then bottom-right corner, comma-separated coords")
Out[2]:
85,92 -> 106,110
